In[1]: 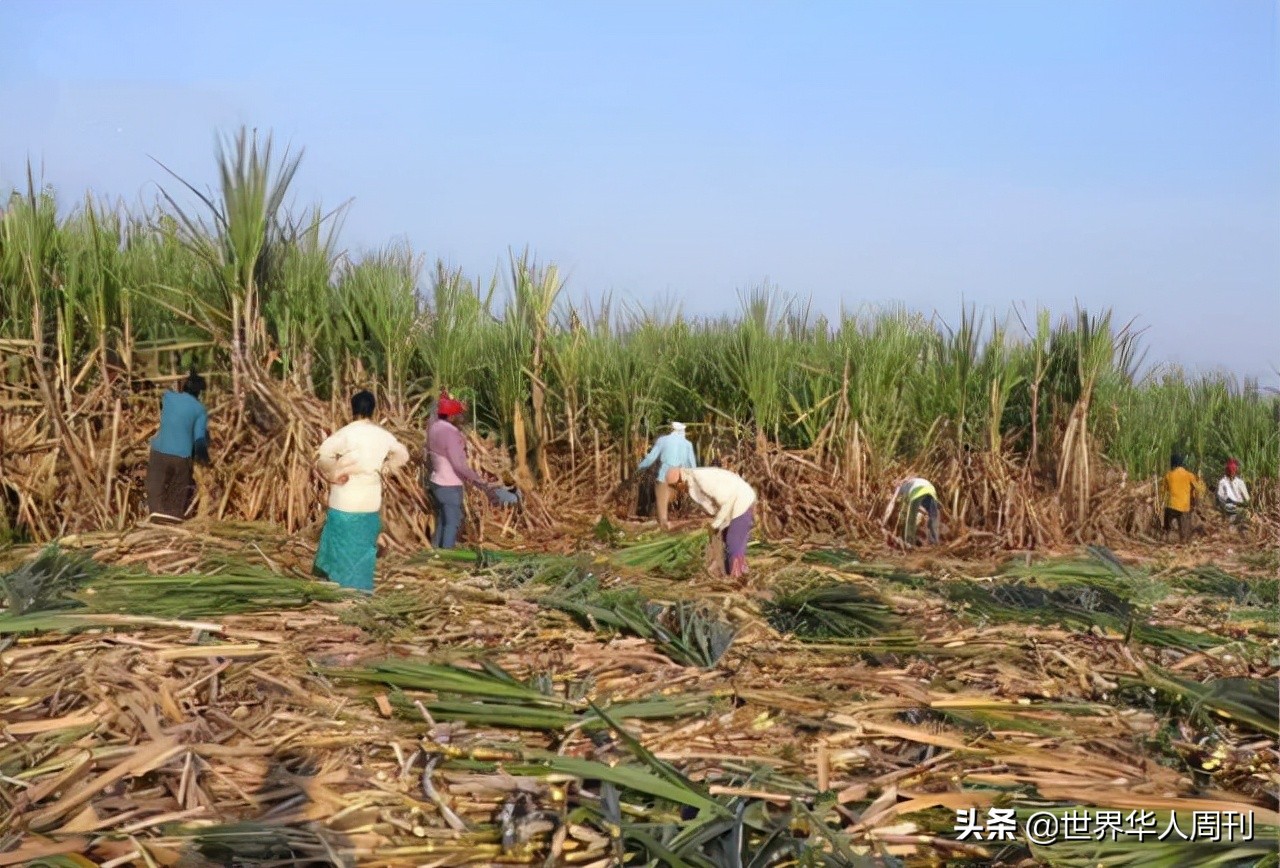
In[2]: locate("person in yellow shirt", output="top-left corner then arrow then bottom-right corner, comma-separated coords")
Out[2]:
1161,454 -> 1206,543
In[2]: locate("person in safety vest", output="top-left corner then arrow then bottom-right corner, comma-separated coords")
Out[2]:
882,477 -> 941,548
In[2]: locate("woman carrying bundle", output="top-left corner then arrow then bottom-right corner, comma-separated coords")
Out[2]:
147,369 -> 211,521
313,390 -> 410,592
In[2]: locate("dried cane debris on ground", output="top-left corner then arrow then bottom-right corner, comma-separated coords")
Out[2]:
1,523 -> 1277,867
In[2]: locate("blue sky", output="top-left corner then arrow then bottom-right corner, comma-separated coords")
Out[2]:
2,1 -> 1277,382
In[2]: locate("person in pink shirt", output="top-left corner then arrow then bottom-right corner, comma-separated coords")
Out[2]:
425,391 -> 497,548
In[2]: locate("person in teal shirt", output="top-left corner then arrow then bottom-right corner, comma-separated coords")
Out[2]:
147,369 -> 210,520
637,422 -> 697,530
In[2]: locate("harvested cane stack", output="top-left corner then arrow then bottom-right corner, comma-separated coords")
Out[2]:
0,373 -> 563,550
2,362 -> 1274,552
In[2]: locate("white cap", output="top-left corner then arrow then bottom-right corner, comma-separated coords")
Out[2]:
671,421 -> 687,431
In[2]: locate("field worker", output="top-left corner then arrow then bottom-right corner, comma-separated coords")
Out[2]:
1161,453 -> 1206,544
665,466 -> 756,578
637,422 -> 698,531
882,477 -> 941,548
1216,458 -> 1250,526
313,390 -> 410,592
147,368 -> 210,521
425,391 -> 498,549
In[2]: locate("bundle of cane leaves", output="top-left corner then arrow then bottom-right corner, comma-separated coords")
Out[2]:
542,581 -> 737,668
610,531 -> 707,579
1172,566 -> 1278,607
938,706 -> 1072,738
408,546 -> 525,568
325,660 -> 711,730
593,515 -> 623,545
763,573 -> 898,641
394,693 -> 581,730
389,691 -> 712,731
327,659 -> 557,701
195,548 -> 295,575
944,581 -> 1227,650
658,600 -> 739,668
611,796 -> 871,868
999,549 -> 1171,608
519,704 -> 869,868
800,547 -> 863,568
1224,605 -> 1280,638
329,659 -> 581,730
1028,583 -> 1133,619
998,555 -> 1121,582
168,821 -> 346,866
491,554 -> 592,592
0,545 -> 103,615
338,590 -> 438,640
1122,666 -> 1280,738
1128,623 -> 1246,652
73,567 -> 353,618
636,778 -> 866,867
1240,548 -> 1280,574
1,565 -> 354,632
801,550 -> 934,590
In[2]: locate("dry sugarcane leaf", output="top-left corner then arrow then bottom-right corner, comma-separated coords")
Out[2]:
374,693 -> 394,717
17,750 -> 96,808
3,709 -> 101,736
890,790 -> 998,817
0,836 -> 91,866
832,719 -> 979,752
55,803 -> 103,833
154,643 -> 270,660
27,738 -> 184,831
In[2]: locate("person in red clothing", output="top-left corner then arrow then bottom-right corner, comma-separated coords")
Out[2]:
424,392 -> 498,548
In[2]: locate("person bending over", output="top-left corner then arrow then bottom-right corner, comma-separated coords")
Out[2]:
665,466 -> 755,579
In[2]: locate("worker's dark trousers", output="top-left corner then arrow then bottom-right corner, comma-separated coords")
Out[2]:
903,494 -> 940,545
429,483 -> 465,549
1163,507 -> 1191,542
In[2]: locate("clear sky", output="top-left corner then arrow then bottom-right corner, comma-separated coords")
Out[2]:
2,0 -> 1277,382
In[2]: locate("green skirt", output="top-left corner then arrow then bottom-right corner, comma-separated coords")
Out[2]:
313,508 -> 380,593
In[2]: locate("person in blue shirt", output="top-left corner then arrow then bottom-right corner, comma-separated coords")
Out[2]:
147,369 -> 210,521
637,422 -> 697,530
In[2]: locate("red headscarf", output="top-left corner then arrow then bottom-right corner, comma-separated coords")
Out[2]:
438,391 -> 466,418
1226,458 -> 1239,475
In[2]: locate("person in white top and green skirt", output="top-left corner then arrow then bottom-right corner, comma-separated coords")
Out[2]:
313,391 -> 410,592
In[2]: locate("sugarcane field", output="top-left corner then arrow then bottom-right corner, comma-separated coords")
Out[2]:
4,4 -> 1280,862
0,129 -> 1276,867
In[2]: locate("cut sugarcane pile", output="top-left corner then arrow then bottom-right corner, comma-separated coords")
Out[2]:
609,530 -> 710,579
0,537 -> 354,640
1,527 -> 1278,866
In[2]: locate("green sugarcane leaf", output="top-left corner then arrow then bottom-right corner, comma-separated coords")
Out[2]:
519,755 -> 725,816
